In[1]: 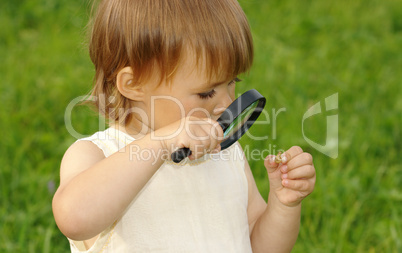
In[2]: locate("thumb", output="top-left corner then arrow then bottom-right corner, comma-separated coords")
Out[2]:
264,155 -> 280,174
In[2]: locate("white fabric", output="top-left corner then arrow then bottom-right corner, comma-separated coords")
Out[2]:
68,127 -> 252,253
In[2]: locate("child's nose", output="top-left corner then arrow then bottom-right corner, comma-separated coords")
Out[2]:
213,93 -> 233,116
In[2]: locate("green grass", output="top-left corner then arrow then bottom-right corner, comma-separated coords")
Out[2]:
0,0 -> 401,252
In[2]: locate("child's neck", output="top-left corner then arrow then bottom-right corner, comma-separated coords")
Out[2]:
111,118 -> 151,140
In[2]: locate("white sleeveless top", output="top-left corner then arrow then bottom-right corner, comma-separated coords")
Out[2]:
68,128 -> 252,252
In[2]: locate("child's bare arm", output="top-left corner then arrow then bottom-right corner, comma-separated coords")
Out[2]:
246,146 -> 316,253
52,133 -> 166,241
53,117 -> 223,241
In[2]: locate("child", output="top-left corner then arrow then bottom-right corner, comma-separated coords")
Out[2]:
52,0 -> 316,252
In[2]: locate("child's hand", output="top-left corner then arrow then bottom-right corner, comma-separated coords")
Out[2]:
264,146 -> 316,207
156,116 -> 223,160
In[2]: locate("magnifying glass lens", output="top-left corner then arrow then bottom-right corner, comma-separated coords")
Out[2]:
223,101 -> 258,139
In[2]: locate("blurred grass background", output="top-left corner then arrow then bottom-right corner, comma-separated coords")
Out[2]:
0,0 -> 401,252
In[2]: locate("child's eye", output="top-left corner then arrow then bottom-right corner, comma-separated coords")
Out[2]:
197,78 -> 241,100
198,89 -> 217,100
230,77 -> 242,85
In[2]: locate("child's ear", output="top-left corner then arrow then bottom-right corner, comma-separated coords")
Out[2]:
116,67 -> 145,101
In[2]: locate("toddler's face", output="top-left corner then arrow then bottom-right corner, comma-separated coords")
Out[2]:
140,55 -> 237,131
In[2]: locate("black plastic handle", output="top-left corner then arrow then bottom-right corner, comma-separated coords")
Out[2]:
171,147 -> 192,163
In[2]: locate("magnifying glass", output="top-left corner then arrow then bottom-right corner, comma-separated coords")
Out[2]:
171,89 -> 266,163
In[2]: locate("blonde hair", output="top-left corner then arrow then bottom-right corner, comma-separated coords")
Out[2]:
88,0 -> 253,124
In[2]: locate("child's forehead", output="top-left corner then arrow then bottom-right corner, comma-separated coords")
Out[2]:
173,51 -> 233,87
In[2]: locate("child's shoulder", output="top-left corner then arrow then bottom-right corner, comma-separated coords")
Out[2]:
59,134 -> 106,187
64,139 -> 106,165
59,128 -> 134,185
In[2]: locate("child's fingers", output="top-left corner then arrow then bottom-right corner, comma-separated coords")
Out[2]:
281,146 -> 304,164
201,118 -> 224,141
186,118 -> 223,159
200,118 -> 223,151
286,152 -> 313,171
282,178 -> 315,193
281,165 -> 315,180
211,144 -> 221,154
264,155 -> 280,172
